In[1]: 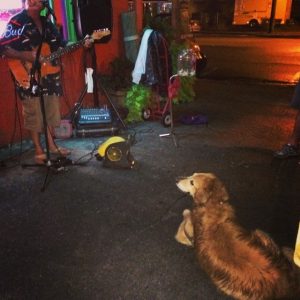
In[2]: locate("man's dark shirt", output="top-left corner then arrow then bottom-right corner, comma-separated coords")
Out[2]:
0,9 -> 66,99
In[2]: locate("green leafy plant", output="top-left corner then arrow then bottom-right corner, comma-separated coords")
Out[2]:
100,57 -> 134,91
125,84 -> 151,123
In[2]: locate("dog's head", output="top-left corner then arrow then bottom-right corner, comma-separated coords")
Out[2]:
176,173 -> 229,206
175,209 -> 194,247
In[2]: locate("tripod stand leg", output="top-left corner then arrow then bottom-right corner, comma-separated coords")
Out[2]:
169,100 -> 178,147
41,167 -> 51,192
98,79 -> 127,130
71,84 -> 88,124
159,98 -> 178,147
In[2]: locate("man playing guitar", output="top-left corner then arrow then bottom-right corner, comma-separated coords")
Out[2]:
0,0 -> 94,164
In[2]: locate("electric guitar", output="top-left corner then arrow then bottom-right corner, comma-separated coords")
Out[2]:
7,29 -> 110,90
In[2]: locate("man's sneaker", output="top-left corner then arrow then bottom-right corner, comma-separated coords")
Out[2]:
274,144 -> 299,159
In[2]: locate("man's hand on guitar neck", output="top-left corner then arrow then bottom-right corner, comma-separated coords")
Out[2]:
81,28 -> 111,49
83,38 -> 93,49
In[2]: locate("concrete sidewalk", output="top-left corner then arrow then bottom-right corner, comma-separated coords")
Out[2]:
0,79 -> 299,299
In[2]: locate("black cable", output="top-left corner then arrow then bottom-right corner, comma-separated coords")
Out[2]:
101,192 -> 190,269
9,89 -> 18,149
60,56 -> 72,114
73,150 -> 95,165
14,87 -> 23,159
0,82 -> 25,168
72,141 -> 98,165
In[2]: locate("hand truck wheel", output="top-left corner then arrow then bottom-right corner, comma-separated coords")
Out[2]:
142,108 -> 152,121
162,111 -> 171,127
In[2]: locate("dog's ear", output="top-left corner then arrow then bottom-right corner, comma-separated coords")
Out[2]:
194,176 -> 229,205
211,177 -> 229,204
194,176 -> 214,205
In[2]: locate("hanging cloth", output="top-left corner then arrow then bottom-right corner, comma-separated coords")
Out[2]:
143,30 -> 172,97
132,29 -> 153,84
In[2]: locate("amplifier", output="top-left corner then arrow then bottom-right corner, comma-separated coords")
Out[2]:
77,107 -> 112,125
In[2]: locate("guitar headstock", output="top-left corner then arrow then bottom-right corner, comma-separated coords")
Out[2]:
90,29 -> 111,41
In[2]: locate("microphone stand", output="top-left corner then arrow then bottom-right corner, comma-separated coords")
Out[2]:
22,9 -> 70,192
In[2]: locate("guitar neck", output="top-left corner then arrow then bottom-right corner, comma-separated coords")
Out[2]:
45,39 -> 86,62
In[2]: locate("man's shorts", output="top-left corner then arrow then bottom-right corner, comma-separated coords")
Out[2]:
22,95 -> 61,132
290,80 -> 300,109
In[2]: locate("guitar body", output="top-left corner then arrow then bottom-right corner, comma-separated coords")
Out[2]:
39,43 -> 61,76
6,29 -> 110,90
7,59 -> 31,89
7,44 -> 60,89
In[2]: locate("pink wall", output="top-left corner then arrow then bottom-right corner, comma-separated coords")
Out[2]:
0,1 -> 128,147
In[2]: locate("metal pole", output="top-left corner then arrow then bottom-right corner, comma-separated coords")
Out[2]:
268,0 -> 277,33
172,0 -> 180,40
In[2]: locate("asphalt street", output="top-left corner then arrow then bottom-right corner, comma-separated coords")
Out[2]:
197,35 -> 300,84
0,79 -> 299,299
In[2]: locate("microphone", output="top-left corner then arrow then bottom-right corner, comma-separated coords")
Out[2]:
41,0 -> 57,20
41,0 -> 50,6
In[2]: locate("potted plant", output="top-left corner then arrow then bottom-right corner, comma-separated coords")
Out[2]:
125,84 -> 151,123
99,57 -> 134,107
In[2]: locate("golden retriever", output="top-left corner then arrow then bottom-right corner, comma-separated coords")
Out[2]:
176,172 -> 300,300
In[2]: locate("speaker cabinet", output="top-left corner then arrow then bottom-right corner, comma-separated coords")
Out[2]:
72,0 -> 112,43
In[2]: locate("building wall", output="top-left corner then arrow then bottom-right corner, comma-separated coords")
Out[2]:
0,0 -> 128,147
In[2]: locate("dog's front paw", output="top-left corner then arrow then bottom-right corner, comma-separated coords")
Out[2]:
175,209 -> 194,247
